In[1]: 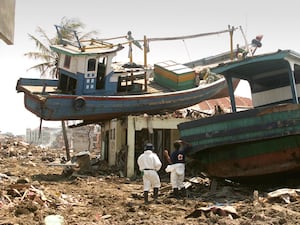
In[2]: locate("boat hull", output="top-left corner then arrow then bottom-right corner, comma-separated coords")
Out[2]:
17,77 -> 228,122
178,104 -> 300,181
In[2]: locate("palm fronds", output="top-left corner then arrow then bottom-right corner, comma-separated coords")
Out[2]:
25,17 -> 98,78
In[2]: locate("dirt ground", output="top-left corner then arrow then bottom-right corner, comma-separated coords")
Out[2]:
2,138 -> 300,224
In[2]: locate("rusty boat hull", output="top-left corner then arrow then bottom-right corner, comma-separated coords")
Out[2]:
178,50 -> 300,182
179,104 -> 300,182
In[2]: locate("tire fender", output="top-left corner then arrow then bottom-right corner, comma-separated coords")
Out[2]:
73,96 -> 86,110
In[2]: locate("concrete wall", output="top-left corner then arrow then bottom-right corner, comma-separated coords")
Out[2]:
102,115 -> 191,177
108,119 -> 118,166
70,126 -> 96,153
126,116 -> 189,177
0,0 -> 15,45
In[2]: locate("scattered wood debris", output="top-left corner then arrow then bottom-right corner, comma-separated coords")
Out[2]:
2,135 -> 300,224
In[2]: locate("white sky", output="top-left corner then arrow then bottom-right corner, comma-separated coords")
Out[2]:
1,0 -> 300,135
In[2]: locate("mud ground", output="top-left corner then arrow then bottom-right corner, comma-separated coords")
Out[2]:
1,139 -> 300,224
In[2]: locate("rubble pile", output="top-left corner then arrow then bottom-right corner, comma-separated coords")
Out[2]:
2,136 -> 300,224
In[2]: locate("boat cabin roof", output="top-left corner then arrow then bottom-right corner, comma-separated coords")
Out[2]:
50,40 -> 124,56
211,49 -> 300,80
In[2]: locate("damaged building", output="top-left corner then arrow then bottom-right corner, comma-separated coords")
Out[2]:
99,96 -> 252,177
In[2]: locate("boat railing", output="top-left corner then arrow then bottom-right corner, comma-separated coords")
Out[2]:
116,69 -> 148,94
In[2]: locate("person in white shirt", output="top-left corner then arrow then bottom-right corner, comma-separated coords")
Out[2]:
137,143 -> 162,204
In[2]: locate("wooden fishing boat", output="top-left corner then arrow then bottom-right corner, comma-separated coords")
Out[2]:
178,49 -> 300,182
16,26 -> 239,126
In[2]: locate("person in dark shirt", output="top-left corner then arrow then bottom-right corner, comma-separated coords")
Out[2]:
164,139 -> 191,198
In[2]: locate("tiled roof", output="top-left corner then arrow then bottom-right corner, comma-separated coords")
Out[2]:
194,96 -> 253,112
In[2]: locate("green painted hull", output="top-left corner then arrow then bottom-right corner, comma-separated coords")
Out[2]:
178,104 -> 300,180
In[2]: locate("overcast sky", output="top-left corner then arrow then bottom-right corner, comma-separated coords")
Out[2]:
1,0 -> 300,135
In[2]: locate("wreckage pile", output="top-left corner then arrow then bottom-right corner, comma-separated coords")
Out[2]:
1,135 -> 300,224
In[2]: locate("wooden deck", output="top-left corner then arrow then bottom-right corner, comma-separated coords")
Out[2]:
21,85 -> 57,94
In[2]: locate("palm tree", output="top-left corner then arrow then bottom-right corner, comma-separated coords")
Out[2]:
25,17 -> 98,160
25,17 -> 98,78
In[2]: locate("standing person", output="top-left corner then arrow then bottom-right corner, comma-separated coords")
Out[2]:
137,143 -> 162,204
164,139 -> 192,198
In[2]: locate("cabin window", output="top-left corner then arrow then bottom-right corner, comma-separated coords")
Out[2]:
58,73 -> 77,94
252,72 -> 290,93
251,61 -> 293,93
63,55 -> 71,68
88,58 -> 97,71
294,64 -> 300,84
96,57 -> 107,89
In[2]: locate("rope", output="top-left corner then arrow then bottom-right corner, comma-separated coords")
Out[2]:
141,28 -> 236,42
182,39 -> 191,62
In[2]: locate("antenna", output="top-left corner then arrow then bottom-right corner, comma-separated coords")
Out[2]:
55,25 -> 82,49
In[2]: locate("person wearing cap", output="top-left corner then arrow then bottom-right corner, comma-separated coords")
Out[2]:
137,143 -> 162,204
164,139 -> 192,198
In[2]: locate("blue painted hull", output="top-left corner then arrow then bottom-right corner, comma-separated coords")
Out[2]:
17,77 -> 228,122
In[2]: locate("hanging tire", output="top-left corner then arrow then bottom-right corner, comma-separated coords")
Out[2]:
73,96 -> 86,110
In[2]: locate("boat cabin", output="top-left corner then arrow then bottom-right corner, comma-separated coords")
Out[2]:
50,25 -> 151,97
211,50 -> 300,111
50,41 -> 126,96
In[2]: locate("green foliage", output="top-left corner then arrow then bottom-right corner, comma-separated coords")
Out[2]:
25,17 -> 98,78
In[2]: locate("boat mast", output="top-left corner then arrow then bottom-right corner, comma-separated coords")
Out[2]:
143,35 -> 148,91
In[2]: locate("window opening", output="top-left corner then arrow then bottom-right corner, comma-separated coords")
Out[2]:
88,58 -> 96,71
64,55 -> 71,68
96,57 -> 107,89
